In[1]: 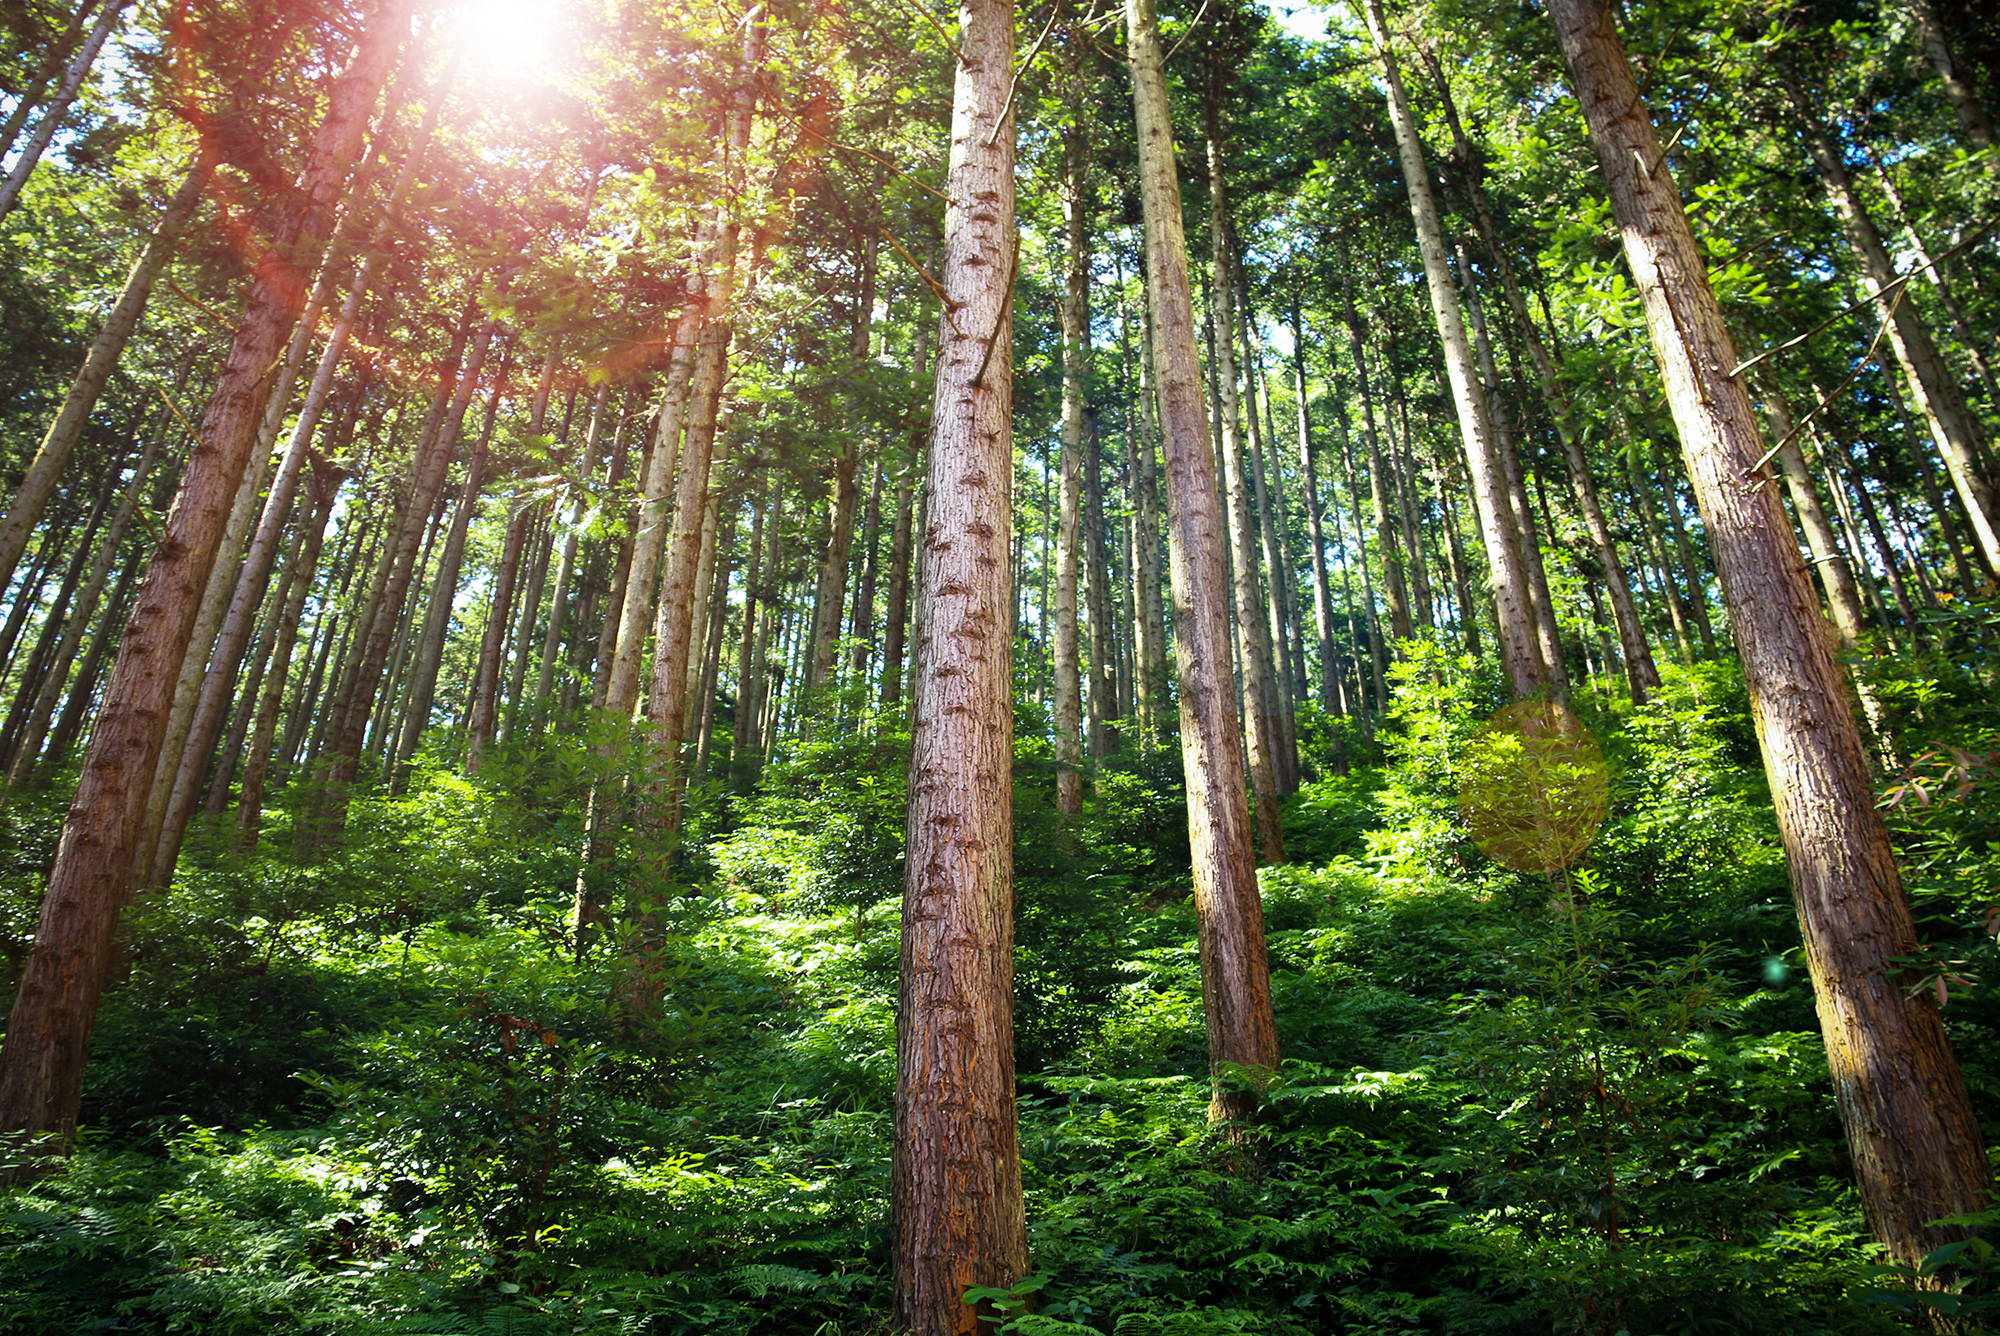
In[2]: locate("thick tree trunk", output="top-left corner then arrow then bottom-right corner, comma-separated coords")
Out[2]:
0,0 -> 410,1163
890,0 -> 1029,1325
1125,0 -> 1279,1125
1548,0 -> 1991,1266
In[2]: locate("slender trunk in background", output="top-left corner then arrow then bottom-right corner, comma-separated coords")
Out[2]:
1547,0 -> 1991,1266
1792,92 -> 2000,575
237,461 -> 342,845
1361,0 -> 1551,698
1289,309 -> 1337,712
1126,0 -> 1279,1126
0,0 -> 410,1163
729,482 -> 769,777
329,309 -> 492,797
0,0 -> 131,222
641,17 -> 762,842
1203,89 -> 1286,863
533,382 -> 614,726
392,373 -> 505,790
1053,121 -> 1088,817
1337,271 -> 1412,644
1418,40 -> 1657,698
0,154 -> 211,599
5,433 -> 163,785
1907,0 -> 2000,187
807,239 -> 878,709
890,0 -> 1029,1325
0,2 -> 99,167
1083,413 -> 1120,759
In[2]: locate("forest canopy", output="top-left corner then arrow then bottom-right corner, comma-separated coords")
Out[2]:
0,0 -> 1995,1331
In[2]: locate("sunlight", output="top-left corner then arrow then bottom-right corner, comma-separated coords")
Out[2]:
448,0 -> 574,87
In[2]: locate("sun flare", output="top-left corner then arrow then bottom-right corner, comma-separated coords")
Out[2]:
450,0 -> 573,87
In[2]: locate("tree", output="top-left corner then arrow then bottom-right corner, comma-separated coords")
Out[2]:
1543,0 -> 1992,1268
1124,0 -> 1279,1125
889,0 -> 1029,1326
0,0 -> 414,1166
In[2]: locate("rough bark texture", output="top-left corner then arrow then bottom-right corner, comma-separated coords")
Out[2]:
889,0 -> 1029,1325
0,0 -> 410,1161
1548,0 -> 1991,1266
1125,0 -> 1279,1126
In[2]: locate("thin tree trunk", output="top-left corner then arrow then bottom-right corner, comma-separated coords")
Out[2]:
1203,92 -> 1286,863
1793,91 -> 2000,575
0,153 -> 210,599
1053,123 -> 1088,816
236,460 -> 341,845
1126,0 -> 1279,1126
0,0 -> 131,222
1362,0 -> 1551,698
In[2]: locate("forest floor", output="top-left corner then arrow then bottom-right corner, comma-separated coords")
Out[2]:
0,661 -> 1995,1334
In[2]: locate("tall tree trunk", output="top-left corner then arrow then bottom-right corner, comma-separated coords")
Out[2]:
640,17 -> 761,842
1362,0 -> 1551,698
1792,90 -> 2000,575
0,1 -> 100,167
1547,0 -> 1991,1266
0,0 -> 410,1164
327,308 -> 492,799
392,371 -> 505,790
1419,36 -> 1657,697
1053,122 -> 1088,817
5,434 -> 162,784
1203,90 -> 1286,863
890,0 -> 1029,1325
236,460 -> 341,845
1125,0 -> 1279,1125
1337,270 -> 1412,644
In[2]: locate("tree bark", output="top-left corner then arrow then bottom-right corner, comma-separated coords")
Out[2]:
1792,94 -> 2000,576
1362,0 -> 1552,698
1547,0 -> 1992,1266
1202,95 -> 1286,863
1053,122 -> 1087,816
890,0 -> 1029,1324
0,0 -> 131,222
